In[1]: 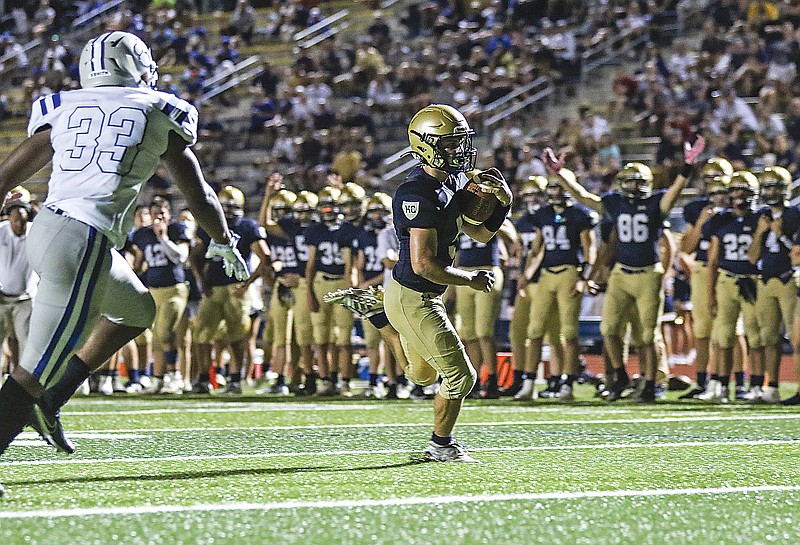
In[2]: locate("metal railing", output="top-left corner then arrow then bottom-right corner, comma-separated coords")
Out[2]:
198,57 -> 263,105
485,77 -> 553,127
580,26 -> 650,81
201,55 -> 260,92
70,0 -> 126,29
293,9 -> 349,49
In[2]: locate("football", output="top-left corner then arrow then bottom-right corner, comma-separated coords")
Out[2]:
460,170 -> 500,225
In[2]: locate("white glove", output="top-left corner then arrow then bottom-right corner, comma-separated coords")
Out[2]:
205,233 -> 250,281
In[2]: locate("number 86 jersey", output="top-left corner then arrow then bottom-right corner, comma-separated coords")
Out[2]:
28,87 -> 198,249
602,190 -> 667,267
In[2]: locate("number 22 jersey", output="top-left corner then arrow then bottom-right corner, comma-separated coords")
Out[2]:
28,87 -> 198,249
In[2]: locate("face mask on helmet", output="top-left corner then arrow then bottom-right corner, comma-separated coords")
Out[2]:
79,31 -> 159,89
319,199 -> 340,222
729,188 -> 755,212
546,183 -> 568,208
366,208 -> 388,230
342,201 -> 364,222
708,188 -> 730,210
295,208 -> 314,226
272,204 -> 292,220
221,201 -> 244,220
434,134 -> 477,173
619,178 -> 651,200
521,192 -> 544,215
761,183 -> 786,206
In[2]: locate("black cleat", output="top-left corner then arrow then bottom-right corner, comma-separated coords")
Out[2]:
678,386 -> 705,400
606,375 -> 630,402
385,384 -> 399,399
637,387 -> 656,404
781,393 -> 800,406
29,403 -> 75,454
499,381 -> 523,397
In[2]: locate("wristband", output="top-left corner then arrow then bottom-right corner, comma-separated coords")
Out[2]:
681,162 -> 694,178
483,203 -> 511,232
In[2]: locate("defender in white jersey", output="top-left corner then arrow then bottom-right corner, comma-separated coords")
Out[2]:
0,32 -> 248,490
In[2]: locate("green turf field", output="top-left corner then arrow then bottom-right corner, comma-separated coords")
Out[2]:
2,384 -> 800,545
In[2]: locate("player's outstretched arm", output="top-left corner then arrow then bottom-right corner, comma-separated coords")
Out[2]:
661,136 -> 705,216
0,129 -> 53,205
162,131 -> 231,244
542,148 -> 602,213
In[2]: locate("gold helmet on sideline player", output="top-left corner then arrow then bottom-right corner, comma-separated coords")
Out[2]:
728,170 -> 759,211
615,162 -> 653,200
341,182 -> 366,223
293,190 -> 318,227
218,185 -> 245,219
270,189 -> 297,220
365,192 -> 392,230
759,166 -> 792,206
521,175 -> 547,215
317,186 -> 341,222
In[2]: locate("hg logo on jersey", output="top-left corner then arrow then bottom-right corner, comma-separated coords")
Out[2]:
403,201 -> 419,220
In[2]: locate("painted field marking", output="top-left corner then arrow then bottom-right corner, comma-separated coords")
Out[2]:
50,412 -> 800,434
2,484 -> 800,519
4,438 -> 799,467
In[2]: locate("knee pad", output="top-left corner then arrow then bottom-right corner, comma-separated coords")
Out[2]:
446,366 -> 477,400
406,360 -> 438,387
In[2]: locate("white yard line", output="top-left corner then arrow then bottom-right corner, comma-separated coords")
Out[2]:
47,412 -> 800,434
3,438 -> 798,467
2,484 -> 800,519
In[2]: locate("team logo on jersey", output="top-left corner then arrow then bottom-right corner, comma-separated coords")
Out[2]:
402,201 -> 419,220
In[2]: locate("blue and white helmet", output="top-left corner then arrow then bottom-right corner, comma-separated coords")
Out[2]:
79,31 -> 158,89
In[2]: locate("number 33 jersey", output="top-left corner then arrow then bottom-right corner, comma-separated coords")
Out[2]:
602,190 -> 666,268
28,87 -> 198,249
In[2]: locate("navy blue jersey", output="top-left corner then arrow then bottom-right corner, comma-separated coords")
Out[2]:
708,211 -> 759,276
198,217 -> 266,286
131,222 -> 190,288
277,217 -> 309,275
267,230 -> 299,278
515,212 -> 538,260
683,196 -> 711,226
683,196 -> 713,262
304,221 -> 358,276
532,204 -> 596,268
355,228 -> 384,281
758,206 -> 800,280
392,165 -> 466,295
602,190 -> 666,267
457,234 -> 500,267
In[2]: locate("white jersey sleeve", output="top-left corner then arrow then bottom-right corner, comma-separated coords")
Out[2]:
153,93 -> 198,146
28,93 -> 64,136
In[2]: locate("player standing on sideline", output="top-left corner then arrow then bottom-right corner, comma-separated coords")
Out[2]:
747,167 -> 798,403
305,186 -> 358,396
387,104 -> 511,461
192,185 -> 271,394
704,171 -> 763,403
128,197 -> 191,394
523,172 -> 597,402
544,136 -> 705,402
679,159 -> 732,399
0,32 -> 248,496
0,189 -> 37,380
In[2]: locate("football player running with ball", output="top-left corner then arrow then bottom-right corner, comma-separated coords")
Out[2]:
0,31 -> 248,496
544,136 -> 704,402
379,104 -> 511,462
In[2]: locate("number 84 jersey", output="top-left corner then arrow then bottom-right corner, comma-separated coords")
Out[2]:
602,190 -> 666,268
28,87 -> 198,249
531,204 -> 597,267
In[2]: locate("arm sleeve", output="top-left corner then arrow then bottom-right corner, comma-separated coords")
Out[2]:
393,191 -> 439,230
155,93 -> 199,146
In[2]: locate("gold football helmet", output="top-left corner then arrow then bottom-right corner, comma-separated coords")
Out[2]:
408,104 -> 477,173
218,185 -> 245,218
270,189 -> 297,220
341,182 -> 366,222
701,157 -> 734,179
615,162 -> 653,200
366,192 -> 392,212
546,170 -> 573,207
521,175 -> 547,215
728,170 -> 759,210
759,166 -> 791,206
317,186 -> 341,222
293,190 -> 319,226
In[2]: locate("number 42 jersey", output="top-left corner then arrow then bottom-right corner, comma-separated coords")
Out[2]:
28,87 -> 198,249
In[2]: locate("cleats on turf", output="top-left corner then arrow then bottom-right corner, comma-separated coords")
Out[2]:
29,403 -> 75,455
423,440 -> 479,463
323,286 -> 384,318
